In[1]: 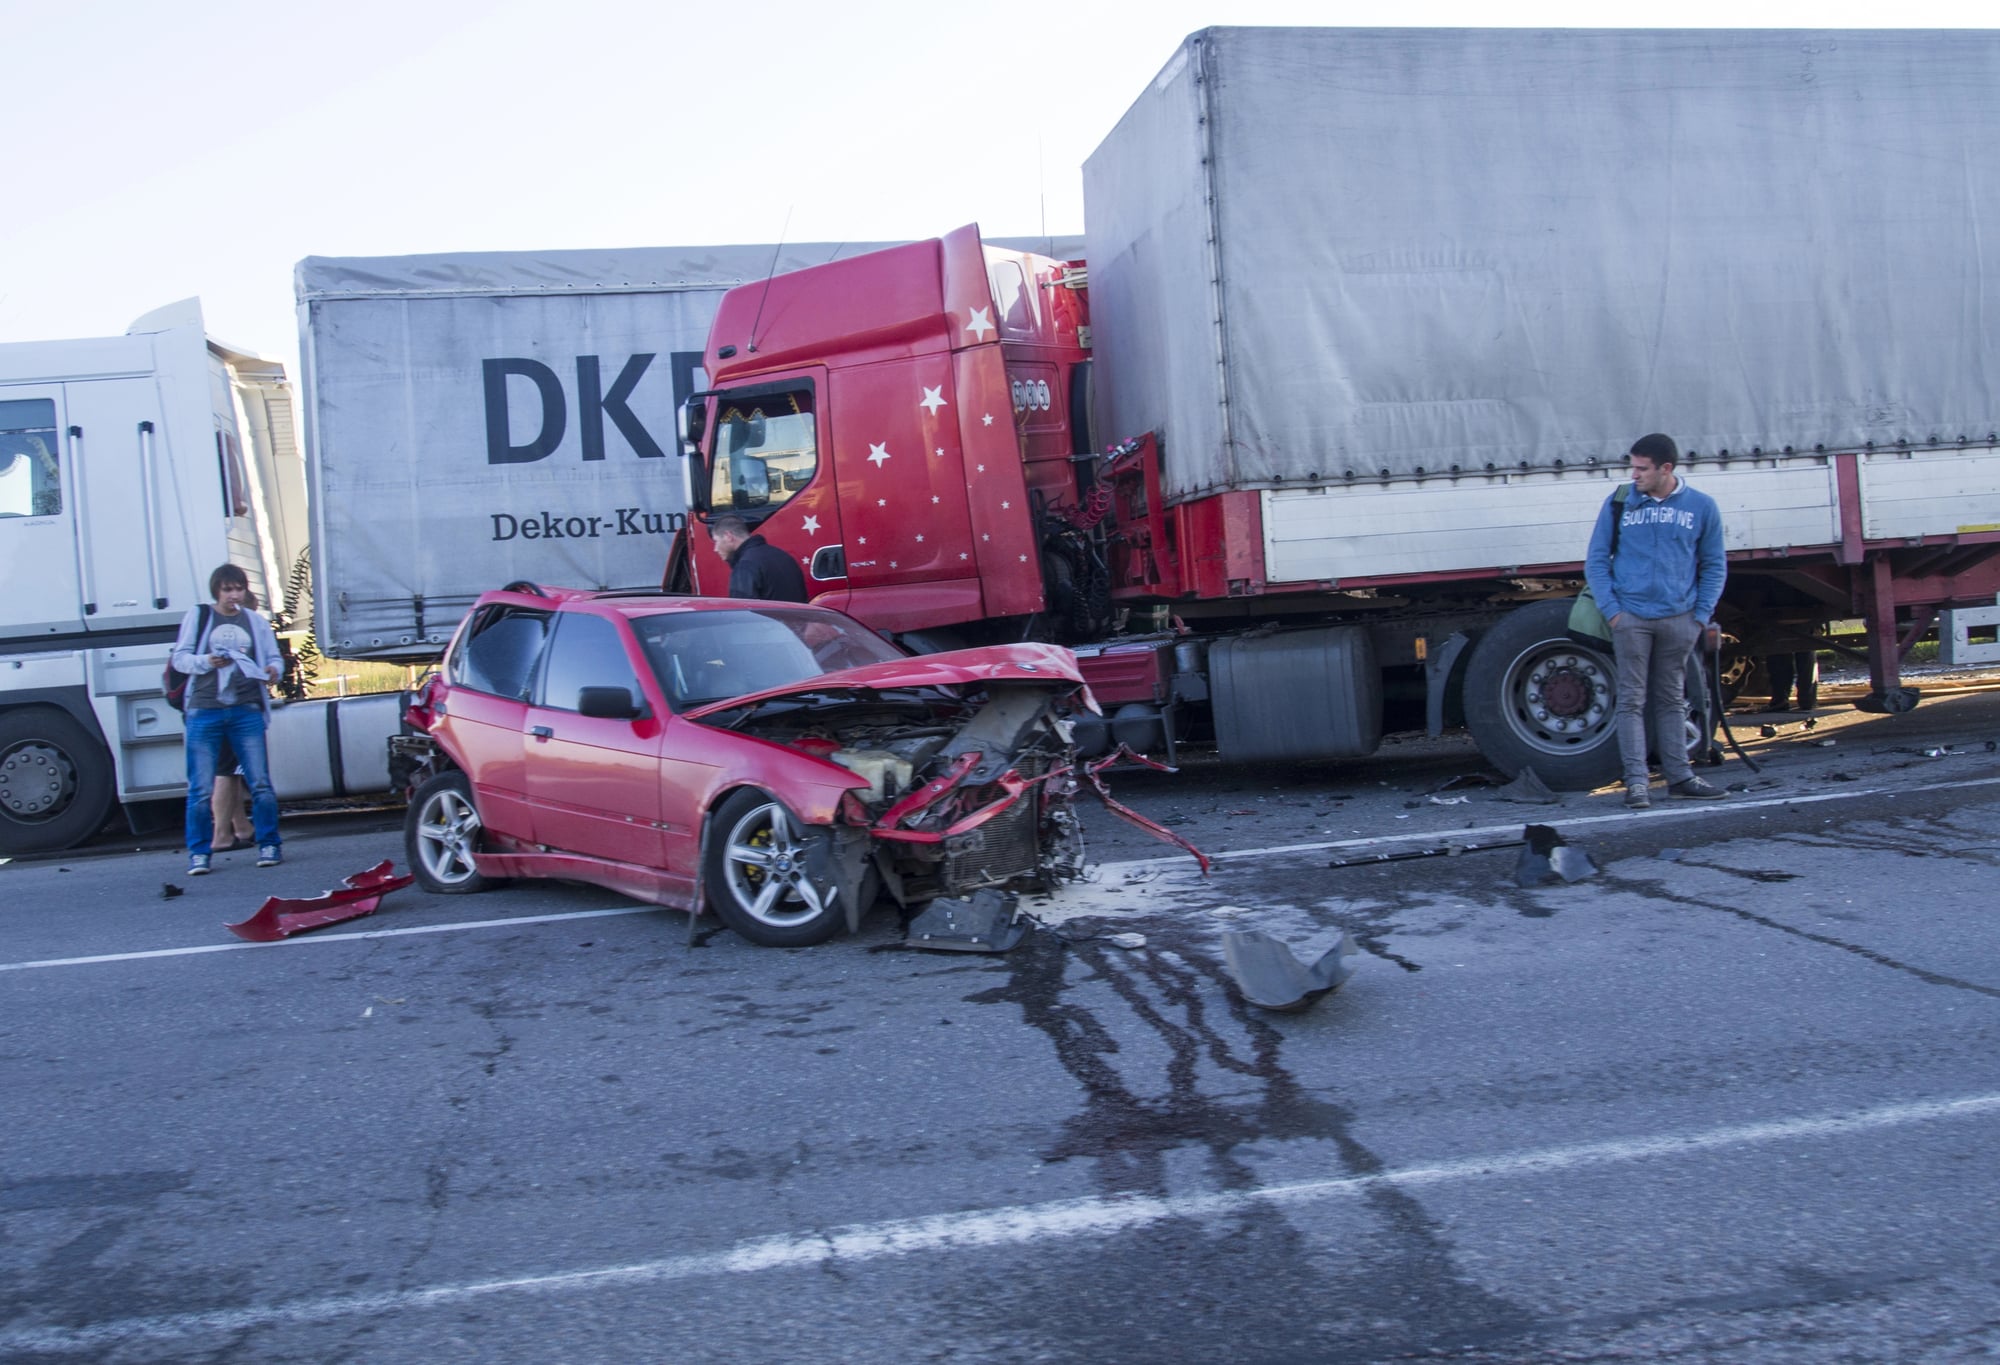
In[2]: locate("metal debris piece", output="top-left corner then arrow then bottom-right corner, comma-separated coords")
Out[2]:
904,888 -> 1028,953
1815,739 -> 1837,748
1108,932 -> 1148,950
1222,930 -> 1355,1011
1514,824 -> 1599,887
1434,773 -> 1499,792
1329,838 -> 1523,869
224,860 -> 415,942
1428,794 -> 1470,806
161,883 -> 183,900
1493,766 -> 1560,805
1758,724 -> 1779,738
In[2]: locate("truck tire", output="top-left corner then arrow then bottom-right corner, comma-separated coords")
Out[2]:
703,788 -> 845,947
0,706 -> 117,855
405,770 -> 498,894
1462,601 -> 1623,790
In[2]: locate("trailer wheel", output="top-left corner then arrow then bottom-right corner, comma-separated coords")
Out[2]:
406,770 -> 497,894
0,706 -> 116,855
1463,601 -> 1623,790
703,788 -> 844,947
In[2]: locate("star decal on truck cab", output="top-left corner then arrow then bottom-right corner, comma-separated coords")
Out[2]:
868,443 -> 891,467
920,386 -> 947,415
965,308 -> 993,341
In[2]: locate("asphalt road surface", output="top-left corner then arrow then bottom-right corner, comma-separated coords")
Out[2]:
5,683 -> 2000,1363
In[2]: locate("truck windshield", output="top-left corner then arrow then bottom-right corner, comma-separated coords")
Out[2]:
632,607 -> 905,709
707,386 -> 816,513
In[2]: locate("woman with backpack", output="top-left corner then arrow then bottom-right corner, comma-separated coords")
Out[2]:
171,563 -> 284,876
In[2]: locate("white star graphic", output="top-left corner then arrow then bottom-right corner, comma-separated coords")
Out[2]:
1019,554 -> 1028,563
965,308 -> 993,341
1001,500 -> 1010,510
868,442 -> 891,467
858,536 -> 867,545
877,498 -> 886,507
959,552 -> 968,560
933,447 -> 944,458
919,386 -> 947,416
931,495 -> 940,504
976,464 -> 985,473
801,515 -> 820,536
916,534 -> 925,543
982,533 -> 990,542
981,413 -> 994,426
890,561 -> 899,569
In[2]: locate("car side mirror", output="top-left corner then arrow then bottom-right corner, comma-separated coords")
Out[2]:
577,685 -> 643,719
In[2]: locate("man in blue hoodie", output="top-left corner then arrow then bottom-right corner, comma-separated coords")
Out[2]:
1585,433 -> 1729,809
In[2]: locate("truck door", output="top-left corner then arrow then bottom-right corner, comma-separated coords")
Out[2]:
64,378 -> 180,634
697,372 -> 837,596
0,389 -> 84,641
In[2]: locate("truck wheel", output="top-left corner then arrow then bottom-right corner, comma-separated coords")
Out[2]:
703,788 -> 844,947
1462,601 -> 1623,790
406,770 -> 496,894
0,707 -> 116,855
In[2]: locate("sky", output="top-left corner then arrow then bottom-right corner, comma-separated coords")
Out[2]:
1,0 -> 1991,381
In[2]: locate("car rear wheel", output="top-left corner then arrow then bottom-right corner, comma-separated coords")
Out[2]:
406,770 -> 496,894
704,788 -> 844,947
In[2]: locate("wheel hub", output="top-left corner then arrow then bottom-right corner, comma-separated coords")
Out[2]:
1538,667 -> 1593,718
0,743 -> 74,819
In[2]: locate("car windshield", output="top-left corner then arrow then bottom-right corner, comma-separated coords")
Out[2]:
631,608 -> 908,709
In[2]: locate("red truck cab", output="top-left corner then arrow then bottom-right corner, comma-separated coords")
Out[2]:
679,225 -> 1094,642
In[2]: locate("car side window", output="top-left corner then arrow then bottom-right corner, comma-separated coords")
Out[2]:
537,612 -> 645,713
450,607 -> 552,701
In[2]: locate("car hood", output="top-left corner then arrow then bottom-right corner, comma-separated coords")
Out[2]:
683,642 -> 1091,720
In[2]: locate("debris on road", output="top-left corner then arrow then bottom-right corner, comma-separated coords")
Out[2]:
1493,766 -> 1561,805
1427,794 -> 1471,806
161,883 -> 183,900
223,860 -> 415,942
1222,929 -> 1355,1011
1514,825 -> 1599,887
1108,932 -> 1148,950
904,888 -> 1029,953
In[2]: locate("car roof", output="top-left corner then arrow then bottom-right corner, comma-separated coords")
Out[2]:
468,585 -> 834,621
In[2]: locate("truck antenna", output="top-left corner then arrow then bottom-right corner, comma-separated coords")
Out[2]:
747,207 -> 792,354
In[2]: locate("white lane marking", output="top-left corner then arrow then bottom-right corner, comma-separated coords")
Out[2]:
7,1090 -> 1997,1355
0,906 -> 664,973
1096,772 -> 2000,876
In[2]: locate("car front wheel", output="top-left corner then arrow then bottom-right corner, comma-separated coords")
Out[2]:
406,770 -> 497,894
704,788 -> 844,947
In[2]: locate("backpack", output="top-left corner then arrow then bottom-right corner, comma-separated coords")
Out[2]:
163,605 -> 214,712
1567,484 -> 1631,646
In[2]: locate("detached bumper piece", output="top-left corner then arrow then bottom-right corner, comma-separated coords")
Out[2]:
1223,930 -> 1355,1011
904,888 -> 1029,953
224,860 -> 415,942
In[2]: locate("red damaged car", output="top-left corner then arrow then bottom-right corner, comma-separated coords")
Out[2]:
398,584 -> 1114,946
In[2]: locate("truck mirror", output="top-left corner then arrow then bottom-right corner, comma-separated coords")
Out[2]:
678,397 -> 708,456
731,453 -> 770,508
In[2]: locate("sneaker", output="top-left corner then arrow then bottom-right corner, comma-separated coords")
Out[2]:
1669,776 -> 1728,800
187,854 -> 211,876
1624,780 -> 1651,809
256,844 -> 283,867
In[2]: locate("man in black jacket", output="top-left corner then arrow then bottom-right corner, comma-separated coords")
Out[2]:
710,514 -> 808,602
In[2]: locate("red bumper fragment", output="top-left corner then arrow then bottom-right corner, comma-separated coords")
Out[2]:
224,860 -> 416,942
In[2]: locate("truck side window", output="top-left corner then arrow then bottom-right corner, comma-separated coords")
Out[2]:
708,386 -> 815,513
215,430 -> 251,518
450,607 -> 551,701
537,612 -> 644,713
0,399 -> 62,518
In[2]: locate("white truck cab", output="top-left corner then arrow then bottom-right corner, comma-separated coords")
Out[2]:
0,302 -> 397,854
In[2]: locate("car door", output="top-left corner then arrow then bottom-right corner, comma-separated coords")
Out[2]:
522,609 -> 666,866
438,604 -> 551,841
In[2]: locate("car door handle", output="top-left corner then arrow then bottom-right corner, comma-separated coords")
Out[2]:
529,725 -> 553,739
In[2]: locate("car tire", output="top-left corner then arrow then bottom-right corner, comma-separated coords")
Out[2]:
703,788 -> 844,947
406,770 -> 497,894
0,706 -> 116,855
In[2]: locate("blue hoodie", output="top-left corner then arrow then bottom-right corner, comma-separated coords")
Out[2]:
1584,478 -> 1727,624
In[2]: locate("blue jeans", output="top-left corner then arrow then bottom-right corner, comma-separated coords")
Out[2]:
185,705 -> 279,854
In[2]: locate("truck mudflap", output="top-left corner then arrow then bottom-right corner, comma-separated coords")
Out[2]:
223,860 -> 415,942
